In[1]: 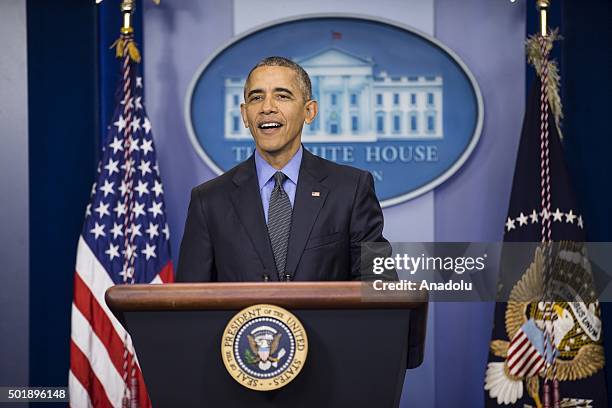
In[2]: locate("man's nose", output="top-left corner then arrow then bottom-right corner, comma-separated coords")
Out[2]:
261,95 -> 277,113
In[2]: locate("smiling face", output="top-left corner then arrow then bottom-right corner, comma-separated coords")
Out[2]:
241,66 -> 317,167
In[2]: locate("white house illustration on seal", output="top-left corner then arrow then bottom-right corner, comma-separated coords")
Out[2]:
224,47 -> 443,142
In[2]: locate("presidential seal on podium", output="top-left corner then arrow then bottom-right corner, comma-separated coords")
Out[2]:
221,304 -> 308,391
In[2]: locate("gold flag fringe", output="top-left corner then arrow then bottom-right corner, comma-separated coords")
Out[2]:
526,29 -> 563,140
110,35 -> 141,63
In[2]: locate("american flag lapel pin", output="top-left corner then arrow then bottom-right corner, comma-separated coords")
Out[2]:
311,191 -> 320,197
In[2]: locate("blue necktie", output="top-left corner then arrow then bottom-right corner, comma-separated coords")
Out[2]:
267,171 -> 292,279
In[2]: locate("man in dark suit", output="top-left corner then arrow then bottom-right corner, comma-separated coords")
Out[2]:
177,56 -> 392,282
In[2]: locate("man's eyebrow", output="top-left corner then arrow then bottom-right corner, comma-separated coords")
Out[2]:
246,89 -> 264,98
274,87 -> 294,96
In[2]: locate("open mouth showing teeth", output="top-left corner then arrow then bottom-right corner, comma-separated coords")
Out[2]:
259,122 -> 283,129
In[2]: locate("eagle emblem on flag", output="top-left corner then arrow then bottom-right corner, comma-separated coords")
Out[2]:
485,244 -> 604,406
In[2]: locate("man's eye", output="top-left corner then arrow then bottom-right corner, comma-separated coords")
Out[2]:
277,94 -> 290,100
249,96 -> 262,102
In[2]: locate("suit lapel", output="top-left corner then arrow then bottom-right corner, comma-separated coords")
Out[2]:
285,149 -> 329,278
230,156 -> 278,280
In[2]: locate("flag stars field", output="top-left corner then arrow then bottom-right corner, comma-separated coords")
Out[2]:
135,96 -> 143,111
142,117 -> 152,134
109,136 -> 123,154
90,222 -> 106,240
127,137 -> 140,153
100,180 -> 115,197
142,243 -> 156,260
119,267 -> 134,281
121,158 -> 135,173
113,201 -> 127,218
104,158 -> 119,175
94,201 -> 110,218
110,222 -> 123,239
135,180 -> 149,196
132,202 -> 146,218
130,117 -> 141,132
129,224 -> 142,239
123,243 -> 138,260
105,242 -> 120,261
505,208 -> 585,232
119,180 -> 129,196
141,138 -> 153,155
120,96 -> 134,110
145,222 -> 159,240
152,180 -> 163,196
138,160 -> 152,176
113,115 -> 127,132
148,201 -> 163,218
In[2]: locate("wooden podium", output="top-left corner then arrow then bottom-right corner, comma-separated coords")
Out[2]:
106,282 -> 428,408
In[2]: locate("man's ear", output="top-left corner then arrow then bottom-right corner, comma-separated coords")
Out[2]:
240,103 -> 249,128
304,99 -> 318,124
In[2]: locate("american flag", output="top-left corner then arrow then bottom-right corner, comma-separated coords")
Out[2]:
69,35 -> 174,407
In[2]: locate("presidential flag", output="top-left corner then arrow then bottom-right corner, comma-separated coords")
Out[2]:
69,32 -> 174,407
484,34 -> 606,407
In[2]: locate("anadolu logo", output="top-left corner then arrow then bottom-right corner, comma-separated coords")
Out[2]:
185,15 -> 483,206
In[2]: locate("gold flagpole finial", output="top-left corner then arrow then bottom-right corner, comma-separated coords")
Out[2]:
120,0 -> 136,34
536,0 -> 550,37
111,0 -> 163,62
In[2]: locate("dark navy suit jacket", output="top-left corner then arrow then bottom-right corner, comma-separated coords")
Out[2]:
177,148 -> 392,282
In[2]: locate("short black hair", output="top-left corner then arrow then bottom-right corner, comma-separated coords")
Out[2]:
244,56 -> 312,101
